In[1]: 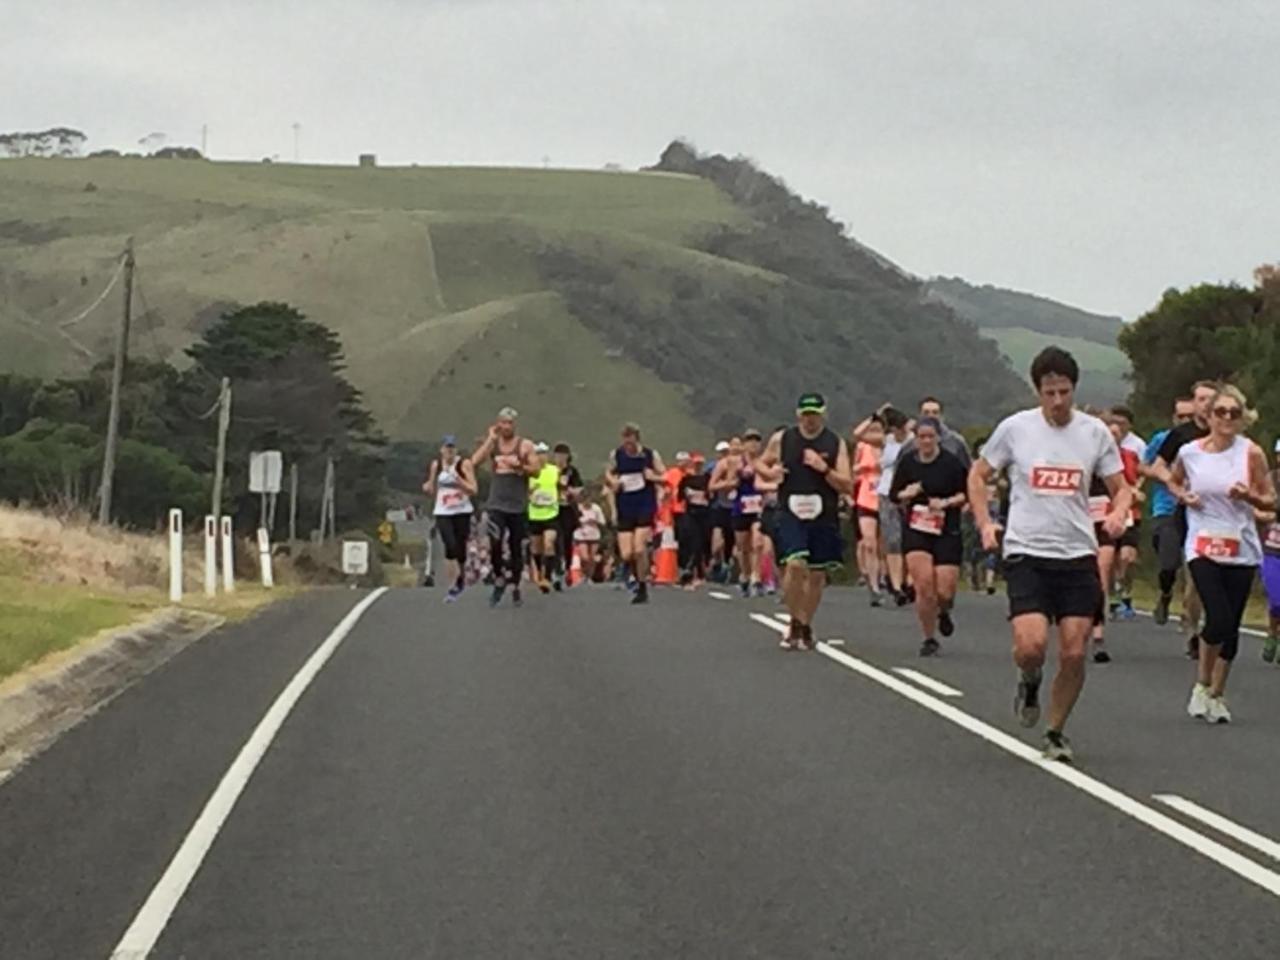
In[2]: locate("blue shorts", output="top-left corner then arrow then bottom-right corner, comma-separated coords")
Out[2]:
776,515 -> 844,570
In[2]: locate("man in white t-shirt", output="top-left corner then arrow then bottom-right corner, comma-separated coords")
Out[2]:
969,347 -> 1132,763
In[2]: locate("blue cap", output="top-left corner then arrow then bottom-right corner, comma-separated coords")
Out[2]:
441,434 -> 457,446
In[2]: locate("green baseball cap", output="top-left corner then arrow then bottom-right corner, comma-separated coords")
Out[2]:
797,392 -> 827,414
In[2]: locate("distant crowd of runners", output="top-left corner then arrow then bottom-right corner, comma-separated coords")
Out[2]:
417,346 -> 1280,761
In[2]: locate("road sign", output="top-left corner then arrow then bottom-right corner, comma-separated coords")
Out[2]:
342,540 -> 369,576
249,451 -> 283,494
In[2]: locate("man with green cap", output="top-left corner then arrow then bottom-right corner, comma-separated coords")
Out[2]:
757,392 -> 853,649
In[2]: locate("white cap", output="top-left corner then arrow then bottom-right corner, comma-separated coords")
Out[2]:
1274,438 -> 1280,453
675,450 -> 690,462
534,441 -> 550,453
715,440 -> 730,453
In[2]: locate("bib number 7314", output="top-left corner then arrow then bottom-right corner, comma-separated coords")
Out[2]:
1030,464 -> 1084,496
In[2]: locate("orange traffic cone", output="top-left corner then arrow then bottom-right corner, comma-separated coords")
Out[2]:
653,522 -> 679,585
569,552 -> 583,587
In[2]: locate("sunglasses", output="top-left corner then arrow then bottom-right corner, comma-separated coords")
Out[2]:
1213,406 -> 1243,421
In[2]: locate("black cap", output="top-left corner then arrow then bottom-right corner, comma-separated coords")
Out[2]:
797,392 -> 827,414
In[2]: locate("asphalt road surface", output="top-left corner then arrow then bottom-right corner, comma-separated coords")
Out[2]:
2,580 -> 1279,959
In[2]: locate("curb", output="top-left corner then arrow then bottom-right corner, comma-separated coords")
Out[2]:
0,607 -> 224,786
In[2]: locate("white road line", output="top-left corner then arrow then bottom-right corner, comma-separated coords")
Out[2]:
110,588 -> 389,960
745,613 -> 1280,899
1153,795 -> 1280,862
708,591 -> 733,601
825,639 -> 846,647
1132,607 -> 1267,638
774,613 -> 792,623
892,668 -> 963,697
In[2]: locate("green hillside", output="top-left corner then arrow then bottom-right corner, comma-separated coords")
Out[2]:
1,148 -> 1030,459
924,276 -> 1130,406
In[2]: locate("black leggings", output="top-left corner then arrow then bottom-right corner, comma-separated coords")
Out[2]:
678,511 -> 711,578
486,511 -> 527,586
436,514 -> 472,564
1188,558 -> 1256,662
1154,510 -> 1188,595
557,510 -> 578,571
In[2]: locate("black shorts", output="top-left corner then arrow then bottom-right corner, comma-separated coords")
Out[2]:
1005,554 -> 1103,623
1094,523 -> 1118,550
528,517 -> 559,538
856,507 -> 879,522
710,506 -> 734,540
1119,521 -> 1141,550
616,515 -> 652,534
902,529 -> 963,566
777,515 -> 844,570
733,512 -> 762,533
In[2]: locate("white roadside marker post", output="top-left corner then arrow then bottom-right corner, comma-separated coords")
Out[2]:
168,509 -> 184,604
220,515 -> 235,593
257,527 -> 274,589
204,515 -> 218,597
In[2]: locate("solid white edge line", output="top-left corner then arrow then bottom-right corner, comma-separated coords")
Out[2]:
892,667 -> 964,697
110,587 -> 390,959
1153,794 -> 1280,862
774,613 -> 792,623
1126,607 -> 1265,638
745,612 -> 1280,899
709,591 -> 732,601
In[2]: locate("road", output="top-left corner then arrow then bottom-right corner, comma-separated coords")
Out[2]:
2,581 -> 1279,958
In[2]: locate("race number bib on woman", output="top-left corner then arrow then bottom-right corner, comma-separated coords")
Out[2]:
1266,525 -> 1280,552
1195,531 -> 1242,560
620,473 -> 646,494
909,505 -> 944,535
440,490 -> 467,509
787,494 -> 823,520
1030,464 -> 1084,496
738,494 -> 764,515
1087,495 -> 1110,523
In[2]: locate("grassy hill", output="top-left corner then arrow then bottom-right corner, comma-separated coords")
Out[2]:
924,276 -> 1130,406
1,149 -> 1030,461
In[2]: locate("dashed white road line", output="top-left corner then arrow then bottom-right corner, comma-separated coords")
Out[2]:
110,588 -> 390,959
745,612 -> 1280,899
892,667 -> 963,697
708,591 -> 733,601
1153,795 -> 1280,862
774,613 -> 791,623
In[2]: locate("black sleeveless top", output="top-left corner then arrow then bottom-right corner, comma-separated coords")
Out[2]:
780,426 -> 841,521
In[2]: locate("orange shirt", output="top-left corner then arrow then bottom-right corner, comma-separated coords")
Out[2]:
665,466 -> 688,515
854,442 -> 881,512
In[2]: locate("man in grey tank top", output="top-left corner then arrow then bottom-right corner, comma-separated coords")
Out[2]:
471,407 -> 538,607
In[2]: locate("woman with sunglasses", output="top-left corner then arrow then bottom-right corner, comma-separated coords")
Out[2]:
1168,384 -> 1277,722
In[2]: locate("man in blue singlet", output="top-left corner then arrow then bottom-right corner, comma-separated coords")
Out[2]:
605,422 -> 667,605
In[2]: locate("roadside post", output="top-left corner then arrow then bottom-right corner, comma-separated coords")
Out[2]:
257,528 -> 275,589
342,539 -> 369,589
220,516 -> 235,593
203,515 -> 218,596
168,509 -> 183,603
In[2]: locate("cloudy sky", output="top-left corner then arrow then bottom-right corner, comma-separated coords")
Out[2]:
6,0 -> 1276,318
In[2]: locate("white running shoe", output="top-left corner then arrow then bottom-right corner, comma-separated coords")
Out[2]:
1206,696 -> 1232,725
1186,683 -> 1210,720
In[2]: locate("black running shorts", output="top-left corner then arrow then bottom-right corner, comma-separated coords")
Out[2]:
902,529 -> 963,566
1004,554 -> 1102,623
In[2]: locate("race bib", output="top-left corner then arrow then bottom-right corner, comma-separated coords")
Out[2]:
788,494 -> 823,520
530,489 -> 557,508
739,494 -> 764,515
686,489 -> 709,507
1195,531 -> 1241,560
1088,495 -> 1110,524
1266,525 -> 1280,551
439,490 -> 467,509
1031,464 -> 1084,496
620,473 -> 646,494
909,505 -> 944,535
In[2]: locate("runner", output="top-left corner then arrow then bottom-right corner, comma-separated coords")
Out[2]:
470,407 -> 538,608
1167,384 -> 1275,723
527,442 -> 562,594
1110,405 -> 1147,458
574,492 -> 607,584
901,397 -> 973,468
422,435 -> 478,602
1261,440 -> 1280,664
677,452 -> 712,587
1107,405 -> 1146,620
1143,398 -> 1197,632
554,443 -> 584,588
733,430 -> 769,597
1085,411 -> 1138,663
707,440 -> 735,582
604,423 -> 666,605
969,347 -> 1132,762
877,407 -> 911,604
1148,381 -> 1218,655
667,452 -> 694,582
757,392 -> 852,650
851,413 -> 885,606
889,417 -> 969,656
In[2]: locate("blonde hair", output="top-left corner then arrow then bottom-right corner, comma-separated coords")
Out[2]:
1210,383 -> 1259,428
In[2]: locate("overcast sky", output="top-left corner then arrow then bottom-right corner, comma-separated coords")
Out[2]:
6,0 -> 1277,318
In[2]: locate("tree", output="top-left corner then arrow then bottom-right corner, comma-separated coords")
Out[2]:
0,127 -> 87,158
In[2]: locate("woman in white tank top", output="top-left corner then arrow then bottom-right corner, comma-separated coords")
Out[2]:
1170,384 -> 1277,723
423,437 -> 478,601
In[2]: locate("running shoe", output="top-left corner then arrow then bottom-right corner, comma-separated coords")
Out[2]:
552,577 -> 563,593
799,623 -> 816,651
488,583 -> 506,608
894,590 -> 910,608
1186,683 -> 1210,720
1015,668 -> 1042,728
753,582 -> 766,599
1262,633 -> 1278,663
1206,696 -> 1232,725
739,581 -> 751,599
985,585 -> 996,596
938,610 -> 955,638
1186,634 -> 1201,660
903,583 -> 917,603
1153,592 -> 1172,626
779,622 -> 798,651
1041,730 -> 1074,763
422,574 -> 435,588
919,637 -> 940,657
445,586 -> 460,604
631,583 -> 649,605
1092,647 -> 1111,664
512,588 -> 524,608
870,592 -> 883,608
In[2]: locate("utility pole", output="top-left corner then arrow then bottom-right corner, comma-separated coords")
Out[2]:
201,124 -> 208,156
288,462 -> 298,543
97,237 -> 135,525
211,378 -> 232,527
